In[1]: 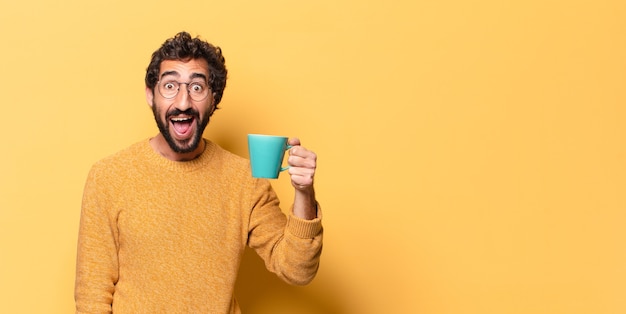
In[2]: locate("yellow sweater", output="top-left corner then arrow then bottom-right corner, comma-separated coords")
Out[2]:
75,139 -> 323,313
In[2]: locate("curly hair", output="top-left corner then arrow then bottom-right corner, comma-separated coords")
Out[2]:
145,31 -> 228,106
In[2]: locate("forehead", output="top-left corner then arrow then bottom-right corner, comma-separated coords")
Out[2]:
159,59 -> 210,78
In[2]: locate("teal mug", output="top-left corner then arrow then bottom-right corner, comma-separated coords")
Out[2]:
247,134 -> 292,179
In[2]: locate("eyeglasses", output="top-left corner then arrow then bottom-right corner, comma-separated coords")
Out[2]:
157,80 -> 211,101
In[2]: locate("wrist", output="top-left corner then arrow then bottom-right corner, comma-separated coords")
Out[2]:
293,188 -> 317,220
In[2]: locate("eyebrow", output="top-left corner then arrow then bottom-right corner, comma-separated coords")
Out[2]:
160,71 -> 208,82
190,73 -> 208,82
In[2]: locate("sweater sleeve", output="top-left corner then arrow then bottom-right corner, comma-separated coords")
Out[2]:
75,165 -> 119,314
247,179 -> 323,285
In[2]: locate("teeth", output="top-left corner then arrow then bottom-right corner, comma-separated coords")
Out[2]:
171,117 -> 192,122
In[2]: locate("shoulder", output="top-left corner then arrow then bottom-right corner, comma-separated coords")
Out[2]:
88,140 -> 150,177
204,140 -> 254,179
206,140 -> 249,166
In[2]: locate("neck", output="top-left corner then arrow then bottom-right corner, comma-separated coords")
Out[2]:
150,134 -> 205,161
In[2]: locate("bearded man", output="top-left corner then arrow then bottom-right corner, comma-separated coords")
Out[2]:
75,31 -> 322,314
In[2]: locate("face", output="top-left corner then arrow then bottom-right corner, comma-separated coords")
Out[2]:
146,59 -> 215,154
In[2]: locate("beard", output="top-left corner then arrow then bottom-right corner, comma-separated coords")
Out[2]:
152,103 -> 211,154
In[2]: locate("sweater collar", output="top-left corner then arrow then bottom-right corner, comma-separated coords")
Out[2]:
142,138 -> 216,172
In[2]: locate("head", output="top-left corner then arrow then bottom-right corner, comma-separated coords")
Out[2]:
145,31 -> 228,154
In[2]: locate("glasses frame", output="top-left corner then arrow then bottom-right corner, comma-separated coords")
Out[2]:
157,80 -> 211,102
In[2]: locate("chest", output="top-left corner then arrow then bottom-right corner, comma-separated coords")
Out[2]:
111,173 -> 249,257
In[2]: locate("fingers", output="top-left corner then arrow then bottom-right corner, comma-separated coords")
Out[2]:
287,138 -> 316,190
288,148 -> 316,168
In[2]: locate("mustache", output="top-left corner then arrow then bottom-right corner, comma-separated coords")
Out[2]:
166,108 -> 200,119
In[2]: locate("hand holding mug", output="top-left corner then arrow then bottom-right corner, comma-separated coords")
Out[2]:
247,134 -> 316,190
248,134 -> 318,219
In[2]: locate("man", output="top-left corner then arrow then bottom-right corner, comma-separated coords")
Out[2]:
75,31 -> 323,313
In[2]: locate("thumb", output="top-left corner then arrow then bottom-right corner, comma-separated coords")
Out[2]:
288,137 -> 301,147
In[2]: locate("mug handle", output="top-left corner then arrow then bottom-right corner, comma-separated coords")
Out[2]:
280,145 -> 293,172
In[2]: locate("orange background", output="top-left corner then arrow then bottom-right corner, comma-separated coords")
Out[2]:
1,1 -> 625,313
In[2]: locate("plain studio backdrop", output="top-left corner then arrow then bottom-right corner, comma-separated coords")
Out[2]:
1,1 -> 625,313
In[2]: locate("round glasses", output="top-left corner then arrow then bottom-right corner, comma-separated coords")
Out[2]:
157,80 -> 211,101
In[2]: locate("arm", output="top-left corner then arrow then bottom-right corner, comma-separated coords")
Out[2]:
247,139 -> 323,285
287,138 -> 318,220
75,166 -> 119,314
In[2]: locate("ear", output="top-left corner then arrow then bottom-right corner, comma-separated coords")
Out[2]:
146,87 -> 155,108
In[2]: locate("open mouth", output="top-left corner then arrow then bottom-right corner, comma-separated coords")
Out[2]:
170,116 -> 195,137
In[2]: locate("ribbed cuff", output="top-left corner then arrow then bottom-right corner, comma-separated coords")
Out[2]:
286,204 -> 323,238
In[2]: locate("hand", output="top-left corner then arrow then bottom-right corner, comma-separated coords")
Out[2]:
287,138 -> 317,191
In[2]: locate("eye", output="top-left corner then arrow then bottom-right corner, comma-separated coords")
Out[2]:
189,82 -> 205,93
163,82 -> 177,90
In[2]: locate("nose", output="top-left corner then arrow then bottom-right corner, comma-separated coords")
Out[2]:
173,84 -> 192,111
